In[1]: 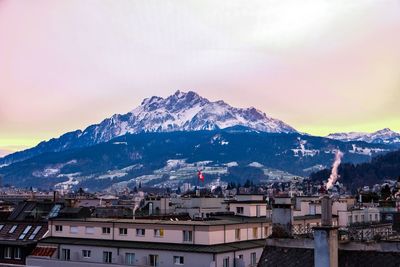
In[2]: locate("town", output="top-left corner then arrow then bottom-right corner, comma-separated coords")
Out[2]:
0,174 -> 399,266
1,1 -> 399,266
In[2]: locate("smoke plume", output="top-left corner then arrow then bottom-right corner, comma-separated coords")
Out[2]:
326,150 -> 344,190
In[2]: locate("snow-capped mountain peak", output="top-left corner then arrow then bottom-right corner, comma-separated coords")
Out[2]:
127,90 -> 296,134
327,128 -> 400,145
0,90 -> 297,165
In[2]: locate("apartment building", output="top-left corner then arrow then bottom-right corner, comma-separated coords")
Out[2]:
337,207 -> 380,226
27,215 -> 269,267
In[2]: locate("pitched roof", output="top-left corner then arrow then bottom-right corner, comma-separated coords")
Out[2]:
31,246 -> 57,257
0,221 -> 48,243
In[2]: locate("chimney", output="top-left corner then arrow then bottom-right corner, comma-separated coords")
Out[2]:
313,195 -> 338,267
271,197 -> 293,238
321,195 -> 332,226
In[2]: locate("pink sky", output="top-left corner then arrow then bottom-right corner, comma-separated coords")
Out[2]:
1,1 -> 400,155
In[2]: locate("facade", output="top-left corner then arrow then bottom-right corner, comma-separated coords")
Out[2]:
172,197 -> 228,219
27,216 -> 270,267
337,207 -> 380,226
228,201 -> 270,218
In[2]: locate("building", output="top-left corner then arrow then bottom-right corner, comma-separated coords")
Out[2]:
27,215 -> 268,267
0,200 -> 61,265
258,196 -> 400,267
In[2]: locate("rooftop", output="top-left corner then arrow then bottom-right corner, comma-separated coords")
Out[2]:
38,237 -> 266,254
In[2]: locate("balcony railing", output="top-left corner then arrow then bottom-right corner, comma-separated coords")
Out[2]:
339,223 -> 400,242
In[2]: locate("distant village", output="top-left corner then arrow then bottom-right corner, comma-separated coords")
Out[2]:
0,174 -> 400,267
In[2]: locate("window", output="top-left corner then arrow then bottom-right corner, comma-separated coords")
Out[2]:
85,227 -> 95,234
9,225 -> 18,234
252,227 -> 258,239
354,215 -> 358,222
125,253 -> 135,265
29,226 -> 42,240
4,247 -> 12,259
375,214 -> 378,221
102,227 -> 111,234
119,228 -> 128,235
348,216 -> 352,225
103,251 -> 112,264
235,229 -> 241,240
223,257 -> 230,267
149,254 -> 159,267
183,230 -> 192,242
18,225 -> 32,240
82,250 -> 91,258
264,226 -> 269,237
154,229 -> 164,237
369,214 -> 372,221
136,228 -> 145,236
173,256 -> 184,265
48,204 -> 62,218
14,247 -> 21,260
361,215 -> 365,222
55,225 -> 63,232
70,226 -> 78,234
61,249 -> 70,261
236,207 -> 244,214
251,252 -> 257,265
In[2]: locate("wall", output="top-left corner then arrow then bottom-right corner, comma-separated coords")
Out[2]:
50,220 -> 271,245
27,246 -> 263,267
27,246 -> 214,267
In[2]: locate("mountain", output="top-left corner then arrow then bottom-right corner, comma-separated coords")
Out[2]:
0,129 -> 393,191
0,90 -> 296,166
327,128 -> 400,145
310,149 -> 400,190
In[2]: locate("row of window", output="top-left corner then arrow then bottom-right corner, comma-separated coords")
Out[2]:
55,225 -> 194,241
222,252 -> 257,267
0,224 -> 42,240
348,213 -> 379,224
3,247 -> 21,260
61,249 -> 184,266
235,227 -> 269,240
55,225 -> 268,241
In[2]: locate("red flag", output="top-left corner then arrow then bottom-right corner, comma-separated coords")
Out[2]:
198,170 -> 204,182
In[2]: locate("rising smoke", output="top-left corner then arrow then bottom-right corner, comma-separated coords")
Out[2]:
326,150 -> 344,190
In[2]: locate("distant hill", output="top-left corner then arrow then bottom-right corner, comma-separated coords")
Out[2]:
310,149 -> 400,190
0,129 -> 394,191
327,128 -> 400,146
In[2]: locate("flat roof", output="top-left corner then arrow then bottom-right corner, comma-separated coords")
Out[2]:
226,200 -> 268,204
50,216 -> 270,226
38,237 -> 266,254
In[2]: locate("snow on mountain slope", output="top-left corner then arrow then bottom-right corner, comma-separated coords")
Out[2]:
327,128 -> 400,145
94,90 -> 297,138
0,90 -> 297,165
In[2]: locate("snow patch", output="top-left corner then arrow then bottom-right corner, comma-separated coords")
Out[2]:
226,162 -> 239,167
248,162 -> 264,168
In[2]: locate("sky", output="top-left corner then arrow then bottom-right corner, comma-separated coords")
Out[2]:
1,0 -> 400,156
